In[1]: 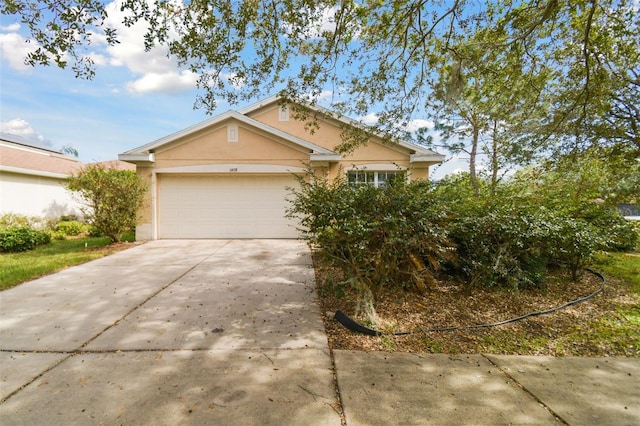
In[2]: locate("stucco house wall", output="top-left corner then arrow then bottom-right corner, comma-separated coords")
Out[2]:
0,136 -> 83,219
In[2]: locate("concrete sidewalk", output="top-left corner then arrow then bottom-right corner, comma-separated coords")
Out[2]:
1,239 -> 638,425
335,351 -> 640,425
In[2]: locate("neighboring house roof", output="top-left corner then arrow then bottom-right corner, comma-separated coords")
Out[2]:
119,97 -> 444,164
92,160 -> 137,171
0,134 -> 82,178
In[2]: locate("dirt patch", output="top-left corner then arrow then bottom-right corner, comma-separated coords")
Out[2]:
314,254 -> 639,357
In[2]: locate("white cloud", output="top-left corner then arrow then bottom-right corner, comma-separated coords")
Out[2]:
1,23 -> 20,32
297,6 -> 362,40
307,7 -> 339,38
405,119 -> 435,132
101,0 -> 199,94
283,6 -> 338,39
0,31 -> 36,71
316,90 -> 334,102
220,72 -> 246,90
126,70 -> 199,94
0,118 -> 49,144
87,52 -> 109,67
360,113 -> 379,125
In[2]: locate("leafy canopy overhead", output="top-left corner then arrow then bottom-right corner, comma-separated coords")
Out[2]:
2,0 -> 639,158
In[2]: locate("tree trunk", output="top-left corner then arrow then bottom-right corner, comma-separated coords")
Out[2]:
354,281 -> 380,325
491,121 -> 499,196
470,124 -> 480,194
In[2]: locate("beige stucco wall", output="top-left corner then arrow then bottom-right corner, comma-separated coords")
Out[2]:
246,104 -> 431,181
152,121 -> 310,169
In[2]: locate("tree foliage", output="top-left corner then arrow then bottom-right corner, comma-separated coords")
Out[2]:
3,0 -> 638,159
67,164 -> 146,242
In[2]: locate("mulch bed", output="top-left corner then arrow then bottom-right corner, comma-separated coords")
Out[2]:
314,255 -> 639,357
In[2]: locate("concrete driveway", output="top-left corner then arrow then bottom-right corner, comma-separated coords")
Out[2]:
0,240 -> 341,425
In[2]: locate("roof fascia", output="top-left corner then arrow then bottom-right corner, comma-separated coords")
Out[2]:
0,165 -> 70,179
118,153 -> 155,165
410,153 -> 446,163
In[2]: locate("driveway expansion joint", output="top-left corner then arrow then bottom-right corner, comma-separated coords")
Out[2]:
481,353 -> 569,425
76,242 -> 232,353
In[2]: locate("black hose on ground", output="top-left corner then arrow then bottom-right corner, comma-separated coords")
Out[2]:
333,268 -> 606,336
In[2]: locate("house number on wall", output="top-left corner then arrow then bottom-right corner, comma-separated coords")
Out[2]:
230,168 -> 238,172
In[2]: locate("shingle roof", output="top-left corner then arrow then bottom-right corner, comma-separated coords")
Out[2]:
0,134 -> 82,177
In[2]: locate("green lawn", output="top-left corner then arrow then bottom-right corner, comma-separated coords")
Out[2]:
593,252 -> 640,292
0,237 -> 128,291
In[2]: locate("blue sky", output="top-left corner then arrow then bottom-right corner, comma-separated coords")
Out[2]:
0,2 -> 465,179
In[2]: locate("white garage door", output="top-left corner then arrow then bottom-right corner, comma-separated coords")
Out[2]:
157,174 -> 300,238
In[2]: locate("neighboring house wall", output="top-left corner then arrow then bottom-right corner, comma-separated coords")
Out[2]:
0,138 -> 83,219
0,170 -> 79,218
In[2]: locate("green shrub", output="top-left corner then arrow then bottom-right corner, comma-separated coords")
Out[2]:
120,230 -> 135,242
55,220 -> 86,236
578,204 -> 638,252
543,213 -> 607,281
67,164 -> 146,242
288,175 -> 455,322
87,226 -> 102,237
0,227 -> 52,252
49,231 -> 67,241
448,203 -> 549,289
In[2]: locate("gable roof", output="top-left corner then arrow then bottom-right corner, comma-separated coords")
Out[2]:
119,96 -> 445,165
0,134 -> 82,178
238,95 -> 444,160
119,110 -> 340,164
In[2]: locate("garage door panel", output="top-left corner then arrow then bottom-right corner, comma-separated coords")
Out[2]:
158,175 -> 299,238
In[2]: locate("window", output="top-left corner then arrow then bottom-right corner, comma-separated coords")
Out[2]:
347,170 -> 405,188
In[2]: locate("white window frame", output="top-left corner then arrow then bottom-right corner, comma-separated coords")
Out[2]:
347,170 -> 405,188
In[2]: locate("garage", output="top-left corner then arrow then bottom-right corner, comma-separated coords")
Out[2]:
157,174 -> 300,238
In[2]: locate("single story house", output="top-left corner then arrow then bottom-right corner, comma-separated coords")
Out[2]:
0,133 -> 83,219
119,96 -> 444,240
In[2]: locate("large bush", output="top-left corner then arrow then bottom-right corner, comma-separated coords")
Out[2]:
67,164 -> 146,242
288,174 -> 454,322
0,226 -> 51,252
447,203 -> 550,289
436,169 -> 638,287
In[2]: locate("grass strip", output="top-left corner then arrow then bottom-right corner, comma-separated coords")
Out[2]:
0,237 -> 121,290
